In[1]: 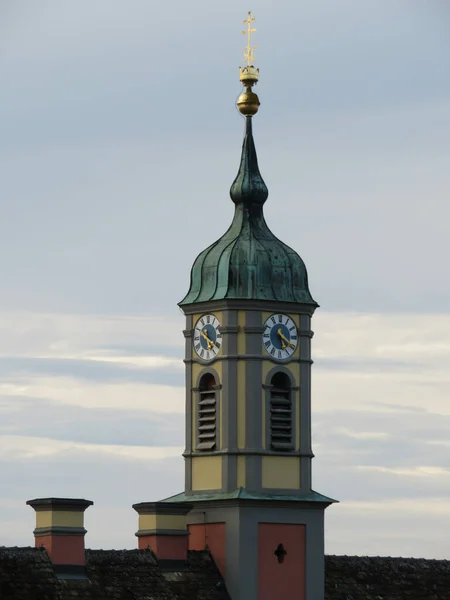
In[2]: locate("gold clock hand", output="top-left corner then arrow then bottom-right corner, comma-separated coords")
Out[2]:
277,328 -> 296,350
200,331 -> 213,349
201,329 -> 216,350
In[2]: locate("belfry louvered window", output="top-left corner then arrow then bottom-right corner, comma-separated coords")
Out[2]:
197,373 -> 217,451
269,372 -> 293,451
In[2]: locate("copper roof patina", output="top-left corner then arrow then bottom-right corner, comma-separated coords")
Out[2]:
179,117 -> 317,307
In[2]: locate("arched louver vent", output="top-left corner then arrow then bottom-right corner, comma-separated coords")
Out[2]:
198,373 -> 217,451
270,372 -> 293,451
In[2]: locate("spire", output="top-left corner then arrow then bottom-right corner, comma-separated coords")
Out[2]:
179,11 -> 317,308
230,118 -> 268,205
230,12 -> 268,206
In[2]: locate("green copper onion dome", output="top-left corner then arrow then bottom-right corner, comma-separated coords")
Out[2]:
179,116 -> 317,307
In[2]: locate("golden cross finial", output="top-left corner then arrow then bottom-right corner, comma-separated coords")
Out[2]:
242,11 -> 256,66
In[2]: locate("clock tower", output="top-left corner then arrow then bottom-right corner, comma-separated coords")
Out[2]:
163,13 -> 336,600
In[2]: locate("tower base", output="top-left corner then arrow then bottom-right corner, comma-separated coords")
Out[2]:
163,489 -> 335,600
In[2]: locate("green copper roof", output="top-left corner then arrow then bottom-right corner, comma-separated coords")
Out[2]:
179,117 -> 317,307
162,488 -> 337,505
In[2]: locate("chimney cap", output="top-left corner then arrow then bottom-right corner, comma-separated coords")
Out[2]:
26,497 -> 93,512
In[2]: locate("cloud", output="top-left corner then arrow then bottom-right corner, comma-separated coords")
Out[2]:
0,396 -> 184,446
0,435 -> 183,463
0,310 -> 447,559
0,312 -> 184,354
0,378 -> 185,413
325,498 -> 450,559
0,356 -> 183,385
0,311 -> 185,384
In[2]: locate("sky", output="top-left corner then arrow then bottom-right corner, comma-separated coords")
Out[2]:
0,0 -> 450,558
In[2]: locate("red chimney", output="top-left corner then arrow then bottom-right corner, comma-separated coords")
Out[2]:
133,501 -> 192,568
27,497 -> 93,576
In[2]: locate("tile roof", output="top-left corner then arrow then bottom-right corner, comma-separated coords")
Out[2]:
0,546 -> 230,600
325,555 -> 450,600
1,547 -> 450,599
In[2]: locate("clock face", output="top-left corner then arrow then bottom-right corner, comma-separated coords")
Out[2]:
263,313 -> 298,360
193,314 -> 222,361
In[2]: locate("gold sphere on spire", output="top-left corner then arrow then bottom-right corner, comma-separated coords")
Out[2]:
237,11 -> 260,117
237,86 -> 260,116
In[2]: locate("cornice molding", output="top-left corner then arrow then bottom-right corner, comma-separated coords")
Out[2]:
219,326 -> 240,334
34,526 -> 87,537
184,356 -> 313,366
183,449 -> 314,459
180,299 -> 318,316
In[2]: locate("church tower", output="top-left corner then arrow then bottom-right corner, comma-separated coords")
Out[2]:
164,13 -> 335,600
